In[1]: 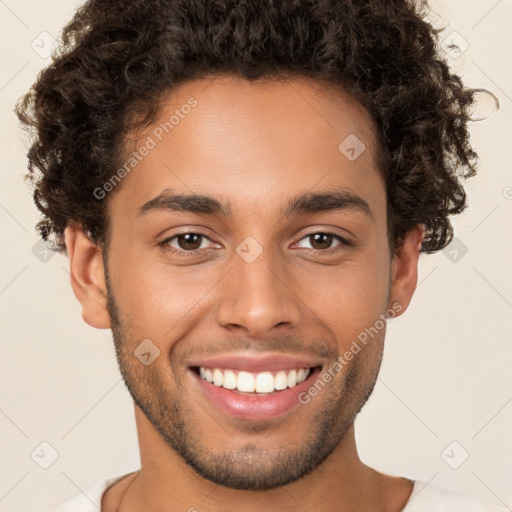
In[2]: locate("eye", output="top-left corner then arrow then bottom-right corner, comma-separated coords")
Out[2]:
159,230 -> 351,257
159,232 -> 217,254
294,231 -> 351,253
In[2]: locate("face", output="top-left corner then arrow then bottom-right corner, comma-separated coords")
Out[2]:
68,74 -> 420,491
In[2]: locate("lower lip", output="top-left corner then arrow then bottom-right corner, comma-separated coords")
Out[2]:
190,366 -> 322,421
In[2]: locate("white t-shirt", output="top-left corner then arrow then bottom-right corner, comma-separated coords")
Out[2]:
48,472 -> 508,511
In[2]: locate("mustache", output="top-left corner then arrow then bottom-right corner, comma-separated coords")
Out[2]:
173,334 -> 337,364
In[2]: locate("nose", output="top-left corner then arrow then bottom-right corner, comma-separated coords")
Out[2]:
215,243 -> 302,337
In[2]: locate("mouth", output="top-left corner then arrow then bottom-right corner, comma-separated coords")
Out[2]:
188,364 -> 323,421
192,365 -> 319,393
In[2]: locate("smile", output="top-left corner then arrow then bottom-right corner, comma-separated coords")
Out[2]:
189,364 -> 322,421
197,366 -> 311,394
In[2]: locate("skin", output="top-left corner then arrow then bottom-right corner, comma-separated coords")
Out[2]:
64,74 -> 422,511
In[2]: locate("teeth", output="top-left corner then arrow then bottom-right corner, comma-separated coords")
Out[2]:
223,370 -> 237,390
197,366 -> 312,393
213,368 -> 223,386
287,369 -> 297,388
255,372 -> 274,393
237,371 -> 255,392
274,371 -> 288,390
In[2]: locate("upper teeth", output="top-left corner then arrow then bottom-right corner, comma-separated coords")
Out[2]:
198,367 -> 311,393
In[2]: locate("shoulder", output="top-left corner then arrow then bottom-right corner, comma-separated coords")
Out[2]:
402,480 -> 508,512
46,472 -> 132,512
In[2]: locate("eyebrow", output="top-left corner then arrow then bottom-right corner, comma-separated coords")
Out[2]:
136,187 -> 372,219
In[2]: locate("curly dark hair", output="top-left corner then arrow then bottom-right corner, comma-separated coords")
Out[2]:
16,0 -> 479,255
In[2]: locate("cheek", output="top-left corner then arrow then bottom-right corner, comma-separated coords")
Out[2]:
109,253 -> 222,342
297,255 -> 390,345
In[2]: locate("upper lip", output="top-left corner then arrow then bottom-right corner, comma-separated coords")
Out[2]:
187,352 -> 323,372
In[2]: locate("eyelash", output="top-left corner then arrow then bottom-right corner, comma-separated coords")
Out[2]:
158,230 -> 351,257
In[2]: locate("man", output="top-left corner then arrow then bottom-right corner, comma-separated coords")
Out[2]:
16,0 -> 507,510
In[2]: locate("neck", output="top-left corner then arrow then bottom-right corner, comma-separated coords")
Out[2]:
111,408 -> 413,512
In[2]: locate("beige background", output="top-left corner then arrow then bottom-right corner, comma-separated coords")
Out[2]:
1,1 -> 511,511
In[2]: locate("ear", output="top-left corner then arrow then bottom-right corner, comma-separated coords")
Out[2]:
64,224 -> 111,329
388,225 -> 424,317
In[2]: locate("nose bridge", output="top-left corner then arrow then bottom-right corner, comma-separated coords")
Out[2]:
215,238 -> 301,335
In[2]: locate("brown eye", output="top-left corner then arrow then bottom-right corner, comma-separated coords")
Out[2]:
308,233 -> 336,250
295,231 -> 349,252
294,231 -> 352,254
160,232 -> 212,253
175,233 -> 203,250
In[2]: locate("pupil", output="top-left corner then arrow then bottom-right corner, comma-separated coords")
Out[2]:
179,234 -> 201,250
312,233 -> 332,249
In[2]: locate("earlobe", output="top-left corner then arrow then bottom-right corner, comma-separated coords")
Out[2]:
64,224 -> 111,329
388,225 -> 424,317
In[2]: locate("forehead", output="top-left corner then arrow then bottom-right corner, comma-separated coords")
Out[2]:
109,74 -> 385,220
